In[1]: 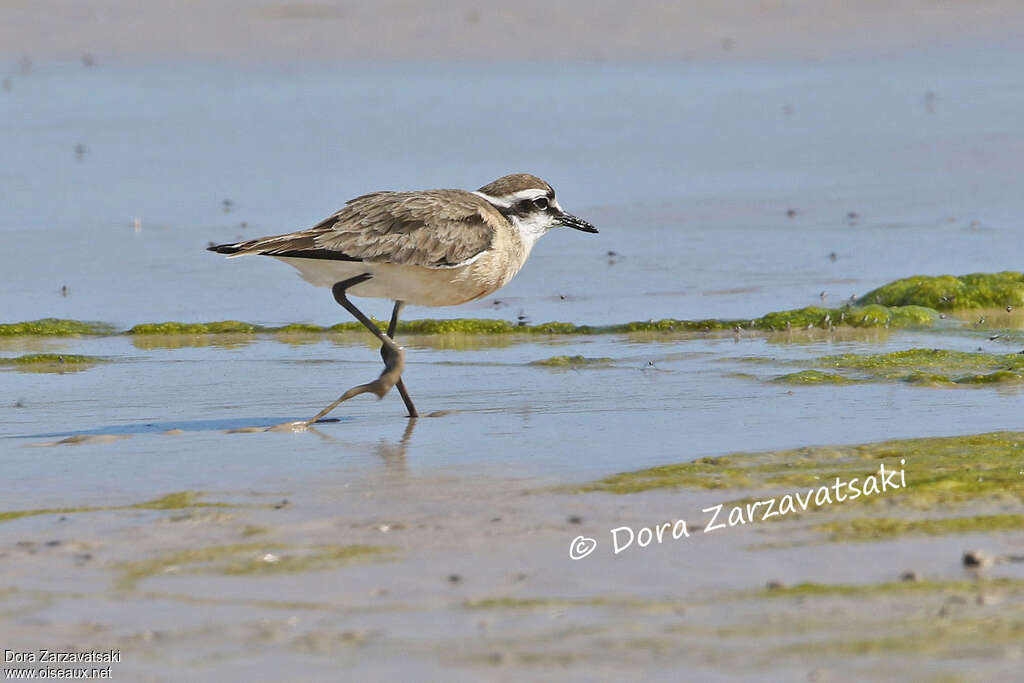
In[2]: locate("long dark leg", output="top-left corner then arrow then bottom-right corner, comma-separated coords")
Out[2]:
304,274 -> 405,425
384,301 -> 418,418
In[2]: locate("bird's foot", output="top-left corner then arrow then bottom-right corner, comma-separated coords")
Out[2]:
303,345 -> 406,426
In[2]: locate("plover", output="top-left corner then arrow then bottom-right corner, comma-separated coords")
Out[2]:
209,173 -> 598,422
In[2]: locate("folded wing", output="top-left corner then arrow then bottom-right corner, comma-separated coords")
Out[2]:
208,190 -> 500,268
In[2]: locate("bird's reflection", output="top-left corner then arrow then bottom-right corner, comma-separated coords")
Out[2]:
373,418 -> 418,475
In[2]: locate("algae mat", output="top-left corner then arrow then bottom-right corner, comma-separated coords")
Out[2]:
1,432 -> 1022,681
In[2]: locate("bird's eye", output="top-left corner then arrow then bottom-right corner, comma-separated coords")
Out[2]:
532,197 -> 549,210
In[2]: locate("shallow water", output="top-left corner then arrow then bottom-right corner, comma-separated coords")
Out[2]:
3,47 -> 1024,481
2,50 -> 1023,329
2,45 -> 1023,505
2,326 -> 1022,503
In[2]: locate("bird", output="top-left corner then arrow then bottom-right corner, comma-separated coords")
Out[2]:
208,173 -> 598,423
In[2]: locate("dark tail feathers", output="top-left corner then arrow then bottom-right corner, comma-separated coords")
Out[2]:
207,241 -> 246,254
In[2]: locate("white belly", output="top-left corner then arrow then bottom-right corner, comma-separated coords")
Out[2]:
274,257 -> 502,307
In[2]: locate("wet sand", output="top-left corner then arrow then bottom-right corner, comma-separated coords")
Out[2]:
3,322 -> 1024,680
2,437 -> 1023,681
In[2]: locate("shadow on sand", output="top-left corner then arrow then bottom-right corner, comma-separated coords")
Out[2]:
5,416 -> 347,441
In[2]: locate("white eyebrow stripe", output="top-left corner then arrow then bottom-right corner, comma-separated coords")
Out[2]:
472,191 -> 510,208
473,189 -> 552,208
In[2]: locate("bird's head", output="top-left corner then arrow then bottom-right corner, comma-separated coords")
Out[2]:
474,174 -> 598,241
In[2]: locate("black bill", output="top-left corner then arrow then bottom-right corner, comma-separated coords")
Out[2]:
560,213 -> 599,233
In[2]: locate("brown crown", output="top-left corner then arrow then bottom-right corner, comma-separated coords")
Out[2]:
477,173 -> 553,198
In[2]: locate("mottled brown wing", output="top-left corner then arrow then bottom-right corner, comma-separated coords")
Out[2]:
209,190 -> 501,268
311,190 -> 499,267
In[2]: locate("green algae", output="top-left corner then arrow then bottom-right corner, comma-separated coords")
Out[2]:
813,348 -> 1024,386
130,333 -> 256,350
127,320 -> 258,335
142,306 -> 933,337
19,270 -> 1015,342
772,370 -> 862,384
580,431 -> 1024,544
464,597 -> 598,610
722,579 -> 1024,666
757,304 -> 938,330
131,491 -> 232,510
952,306 -> 1024,330
116,543 -> 276,589
531,355 -> 614,367
0,507 -> 84,524
0,353 -> 106,373
603,304 -> 936,333
898,370 -> 956,385
822,348 -> 1024,372
0,318 -> 115,336
858,271 -> 1024,310
0,491 -> 235,524
463,596 -> 683,611
0,353 -> 100,365
0,302 -> 940,342
116,543 -> 391,589
316,305 -> 926,333
757,577 -> 1024,599
580,431 -> 1024,509
757,579 -> 1024,660
954,370 -> 1024,384
394,318 -> 528,334
220,544 -> 389,576
815,514 -> 1024,541
125,318 -> 561,336
274,323 -> 333,334
139,590 -> 325,612
786,616 -> 1024,658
